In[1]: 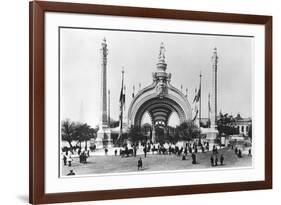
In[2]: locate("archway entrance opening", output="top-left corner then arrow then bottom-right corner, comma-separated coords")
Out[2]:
138,110 -> 181,144
131,97 -> 188,143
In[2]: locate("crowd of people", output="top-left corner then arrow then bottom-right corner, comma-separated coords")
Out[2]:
62,148 -> 91,167
62,140 -> 252,174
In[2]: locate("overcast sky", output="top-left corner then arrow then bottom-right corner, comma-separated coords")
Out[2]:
60,27 -> 252,128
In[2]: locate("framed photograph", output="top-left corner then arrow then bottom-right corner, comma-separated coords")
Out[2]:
29,1 -> 272,204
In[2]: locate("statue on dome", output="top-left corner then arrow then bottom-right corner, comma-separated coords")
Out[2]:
158,42 -> 166,62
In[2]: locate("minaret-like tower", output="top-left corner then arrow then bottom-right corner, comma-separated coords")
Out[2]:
100,38 -> 108,127
205,47 -> 219,146
97,38 -> 112,148
210,47 -> 218,128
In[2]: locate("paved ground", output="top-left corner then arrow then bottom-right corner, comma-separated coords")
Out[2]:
61,147 -> 252,176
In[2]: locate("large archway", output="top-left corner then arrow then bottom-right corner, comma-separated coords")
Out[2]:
127,43 -> 192,142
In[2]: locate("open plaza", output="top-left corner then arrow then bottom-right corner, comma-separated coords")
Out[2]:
61,146 -> 252,176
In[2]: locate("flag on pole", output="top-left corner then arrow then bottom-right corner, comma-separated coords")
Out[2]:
117,70 -> 125,143
192,109 -> 199,121
208,93 -> 211,112
193,87 -> 201,103
119,77 -> 125,124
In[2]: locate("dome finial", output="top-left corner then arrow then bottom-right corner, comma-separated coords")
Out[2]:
158,42 -> 166,62
156,42 -> 167,72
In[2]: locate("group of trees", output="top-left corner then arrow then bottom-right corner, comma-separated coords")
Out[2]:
127,121 -> 200,144
61,119 -> 98,152
217,113 -> 240,136
128,125 -> 147,144
175,121 -> 200,141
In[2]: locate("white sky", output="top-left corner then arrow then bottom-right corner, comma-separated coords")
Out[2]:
60,28 -> 252,128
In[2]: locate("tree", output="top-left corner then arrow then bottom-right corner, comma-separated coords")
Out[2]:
167,126 -> 178,143
217,113 -> 239,136
128,125 -> 146,144
61,119 -> 78,153
76,123 -> 97,150
175,121 -> 200,142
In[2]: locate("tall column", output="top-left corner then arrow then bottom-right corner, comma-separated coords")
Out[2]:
206,47 -> 219,146
100,38 -> 108,127
97,38 -> 111,148
210,47 -> 218,128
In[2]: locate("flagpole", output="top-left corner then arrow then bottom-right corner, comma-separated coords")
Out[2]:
120,69 -> 124,137
199,71 -> 202,128
117,69 -> 124,144
208,93 -> 210,128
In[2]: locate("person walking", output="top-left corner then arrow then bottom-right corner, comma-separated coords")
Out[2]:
104,148 -> 108,155
248,148 -> 252,156
67,155 -> 73,167
210,155 -> 214,166
220,154 -> 224,165
192,153 -> 196,164
114,149 -> 117,156
137,157 -> 143,170
133,145 -> 137,157
63,153 -> 67,166
238,149 -> 242,158
143,146 -> 147,158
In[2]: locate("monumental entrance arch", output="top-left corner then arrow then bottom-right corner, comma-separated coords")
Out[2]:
127,43 -> 192,142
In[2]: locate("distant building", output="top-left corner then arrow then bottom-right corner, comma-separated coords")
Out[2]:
231,113 -> 252,136
201,113 -> 252,137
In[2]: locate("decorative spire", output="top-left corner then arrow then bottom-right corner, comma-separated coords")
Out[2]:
157,42 -> 167,72
212,47 -> 219,69
101,37 -> 108,58
159,42 -> 166,62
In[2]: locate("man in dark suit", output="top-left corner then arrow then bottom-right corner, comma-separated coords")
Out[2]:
220,154 -> 224,165
138,157 -> 143,170
210,155 -> 214,166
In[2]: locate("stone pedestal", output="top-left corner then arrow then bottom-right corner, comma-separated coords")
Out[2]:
202,127 -> 218,147
96,127 -> 112,149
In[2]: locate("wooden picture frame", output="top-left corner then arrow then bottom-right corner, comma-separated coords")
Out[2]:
29,1 -> 272,204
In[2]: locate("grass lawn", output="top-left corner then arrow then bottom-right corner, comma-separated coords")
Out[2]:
62,147 -> 252,176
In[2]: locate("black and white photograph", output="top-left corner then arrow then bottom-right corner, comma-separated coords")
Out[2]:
59,27 -> 253,177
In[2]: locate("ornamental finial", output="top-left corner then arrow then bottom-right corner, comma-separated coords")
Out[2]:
212,47 -> 219,64
159,42 -> 166,62
156,42 -> 167,72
